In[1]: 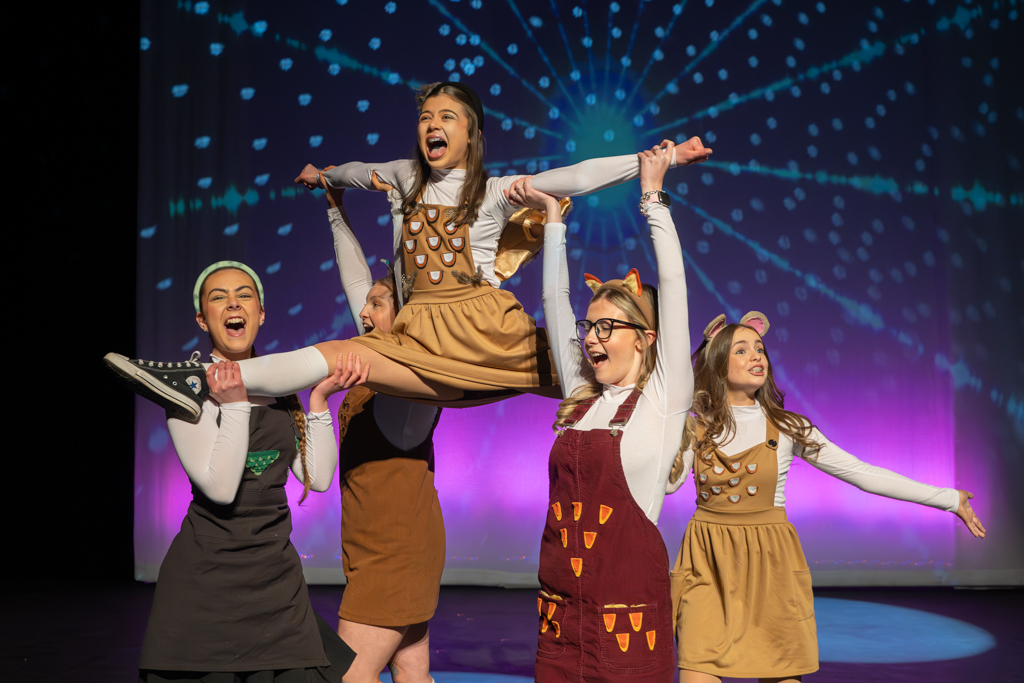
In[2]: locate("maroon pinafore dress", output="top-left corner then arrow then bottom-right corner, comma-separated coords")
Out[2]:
536,389 -> 674,683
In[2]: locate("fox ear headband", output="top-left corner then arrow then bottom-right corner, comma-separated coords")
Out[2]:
584,268 -> 656,329
703,310 -> 770,342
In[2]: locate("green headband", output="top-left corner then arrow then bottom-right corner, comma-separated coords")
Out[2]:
193,261 -> 265,312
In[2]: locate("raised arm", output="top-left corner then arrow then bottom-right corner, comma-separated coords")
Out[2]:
166,362 -> 251,504
326,186 -> 373,330
638,144 -> 693,416
290,409 -> 338,492
542,214 -> 593,399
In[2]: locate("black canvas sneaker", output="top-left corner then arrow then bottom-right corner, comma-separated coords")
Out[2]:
104,352 -> 209,422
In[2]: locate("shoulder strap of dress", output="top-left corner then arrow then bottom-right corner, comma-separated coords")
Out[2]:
765,417 -> 781,450
608,388 -> 643,431
562,395 -> 600,427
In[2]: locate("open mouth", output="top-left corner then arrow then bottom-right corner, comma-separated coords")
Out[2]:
589,351 -> 609,368
362,323 -> 374,334
225,316 -> 247,337
750,365 -> 764,376
426,135 -> 448,160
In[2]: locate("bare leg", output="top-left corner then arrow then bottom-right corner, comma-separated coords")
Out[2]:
760,678 -> 802,683
336,619 -> 406,683
680,671 -> 721,683
388,622 -> 432,683
314,340 -> 462,401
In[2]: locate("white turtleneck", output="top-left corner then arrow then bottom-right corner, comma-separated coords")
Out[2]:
322,153 -> 659,289
542,203 -> 693,524
666,400 -> 960,513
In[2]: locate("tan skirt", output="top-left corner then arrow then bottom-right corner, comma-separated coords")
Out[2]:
670,508 -> 818,679
339,458 -> 446,627
350,284 -> 557,393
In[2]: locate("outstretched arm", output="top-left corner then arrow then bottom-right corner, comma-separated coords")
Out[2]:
298,159 -> 416,193
166,362 -> 251,504
802,431 -> 986,537
528,136 -> 711,198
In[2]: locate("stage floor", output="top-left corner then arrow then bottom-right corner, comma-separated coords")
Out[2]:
3,582 -> 1021,682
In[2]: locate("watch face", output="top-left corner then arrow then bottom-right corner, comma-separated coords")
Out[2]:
657,191 -> 671,207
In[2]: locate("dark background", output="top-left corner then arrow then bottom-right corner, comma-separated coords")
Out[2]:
6,2 -> 139,582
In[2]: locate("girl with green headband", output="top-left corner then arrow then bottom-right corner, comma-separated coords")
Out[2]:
106,81 -> 712,420
136,262 -> 358,682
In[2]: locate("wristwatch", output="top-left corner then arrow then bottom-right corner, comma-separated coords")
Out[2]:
638,190 -> 670,216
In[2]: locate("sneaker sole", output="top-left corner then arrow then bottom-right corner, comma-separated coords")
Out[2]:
103,353 -> 201,422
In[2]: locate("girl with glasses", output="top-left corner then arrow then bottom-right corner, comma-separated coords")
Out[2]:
508,141 -> 692,683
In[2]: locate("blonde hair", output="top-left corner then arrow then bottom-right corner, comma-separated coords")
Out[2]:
552,285 -> 658,432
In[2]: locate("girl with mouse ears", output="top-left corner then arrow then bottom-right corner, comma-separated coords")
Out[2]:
509,141 -> 691,682
666,313 -> 986,683
137,261 -> 357,682
104,80 -> 711,419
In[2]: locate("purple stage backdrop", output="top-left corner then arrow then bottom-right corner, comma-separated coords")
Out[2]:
134,0 -> 1022,585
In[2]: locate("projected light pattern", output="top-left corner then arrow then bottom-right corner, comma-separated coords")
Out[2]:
136,1 -> 1022,585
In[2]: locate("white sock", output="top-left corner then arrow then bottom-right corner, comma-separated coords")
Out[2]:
236,347 -> 329,396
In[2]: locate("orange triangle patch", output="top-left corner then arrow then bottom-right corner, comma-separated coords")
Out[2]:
572,502 -> 582,521
560,528 -> 568,548
599,505 -> 613,524
616,633 -> 629,652
603,613 -> 616,632
551,502 -> 562,521
571,557 -> 583,577
540,619 -> 549,633
584,531 -> 597,549
646,630 -> 656,650
629,612 -> 643,631
537,597 -> 542,616
547,602 -> 557,620
552,620 -> 561,638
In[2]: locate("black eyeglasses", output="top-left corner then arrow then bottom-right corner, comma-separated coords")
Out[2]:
575,318 -> 648,341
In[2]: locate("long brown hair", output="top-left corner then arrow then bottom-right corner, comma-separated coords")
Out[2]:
198,271 -> 312,503
400,82 -> 488,227
552,285 -> 659,432
670,323 -> 820,482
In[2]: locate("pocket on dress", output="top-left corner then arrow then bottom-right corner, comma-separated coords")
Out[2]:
792,569 -> 815,621
669,569 -> 687,638
597,603 -> 659,674
537,591 -> 569,659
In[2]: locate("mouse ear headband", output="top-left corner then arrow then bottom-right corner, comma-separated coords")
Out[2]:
584,268 -> 656,329
703,310 -> 770,342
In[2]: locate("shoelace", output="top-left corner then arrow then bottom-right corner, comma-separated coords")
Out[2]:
136,351 -> 204,370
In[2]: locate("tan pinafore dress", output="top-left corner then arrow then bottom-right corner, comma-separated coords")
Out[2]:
670,423 -> 818,679
350,200 -> 556,397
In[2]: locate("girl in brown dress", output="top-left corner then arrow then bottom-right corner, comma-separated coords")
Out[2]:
667,315 -> 987,682
324,179 -> 445,683
104,82 -> 713,418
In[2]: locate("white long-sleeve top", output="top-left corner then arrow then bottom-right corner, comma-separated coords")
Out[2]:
542,203 -> 693,524
666,401 -> 960,513
166,365 -> 338,504
328,205 -> 439,450
323,153 -> 667,289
